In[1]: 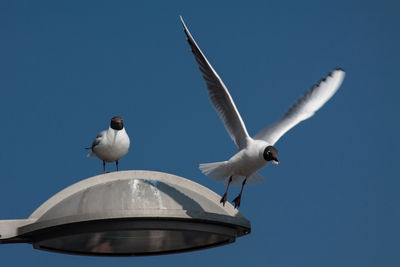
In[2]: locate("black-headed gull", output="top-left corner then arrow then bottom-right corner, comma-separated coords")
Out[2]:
86,116 -> 130,173
180,17 -> 345,208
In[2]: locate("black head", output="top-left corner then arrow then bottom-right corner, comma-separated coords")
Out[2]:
263,146 -> 279,164
110,116 -> 124,130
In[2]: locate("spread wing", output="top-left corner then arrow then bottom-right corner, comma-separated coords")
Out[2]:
254,69 -> 345,145
180,16 -> 250,150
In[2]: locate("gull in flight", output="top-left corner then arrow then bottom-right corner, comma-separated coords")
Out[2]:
180,16 -> 345,208
86,116 -> 130,173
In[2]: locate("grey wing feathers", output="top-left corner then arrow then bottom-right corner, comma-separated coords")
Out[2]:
254,69 -> 345,145
91,131 -> 106,149
180,16 -> 250,149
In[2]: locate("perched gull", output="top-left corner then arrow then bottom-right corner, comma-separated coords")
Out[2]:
86,116 -> 130,173
180,16 -> 345,208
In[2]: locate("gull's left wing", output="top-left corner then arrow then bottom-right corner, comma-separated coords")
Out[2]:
180,16 -> 250,150
254,69 -> 345,145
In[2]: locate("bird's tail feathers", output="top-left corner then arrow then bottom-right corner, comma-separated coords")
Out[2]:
199,161 -> 230,182
87,152 -> 96,158
200,162 -> 264,186
85,146 -> 96,157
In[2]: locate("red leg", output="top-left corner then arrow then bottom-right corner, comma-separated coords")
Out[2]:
232,177 -> 247,209
220,176 -> 233,206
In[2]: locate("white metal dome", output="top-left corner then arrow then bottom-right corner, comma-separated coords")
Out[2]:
0,170 -> 250,256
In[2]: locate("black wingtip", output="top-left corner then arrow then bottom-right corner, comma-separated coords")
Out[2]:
179,15 -> 187,29
328,67 -> 345,77
179,16 -> 190,40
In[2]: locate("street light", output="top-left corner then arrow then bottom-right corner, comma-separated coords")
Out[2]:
0,170 -> 250,256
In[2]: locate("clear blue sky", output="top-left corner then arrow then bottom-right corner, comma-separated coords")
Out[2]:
1,0 -> 399,266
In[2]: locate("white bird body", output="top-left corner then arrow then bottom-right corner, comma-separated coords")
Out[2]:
228,139 -> 269,176
180,16 -> 345,207
88,127 -> 130,162
87,116 -> 130,173
200,138 -> 270,185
